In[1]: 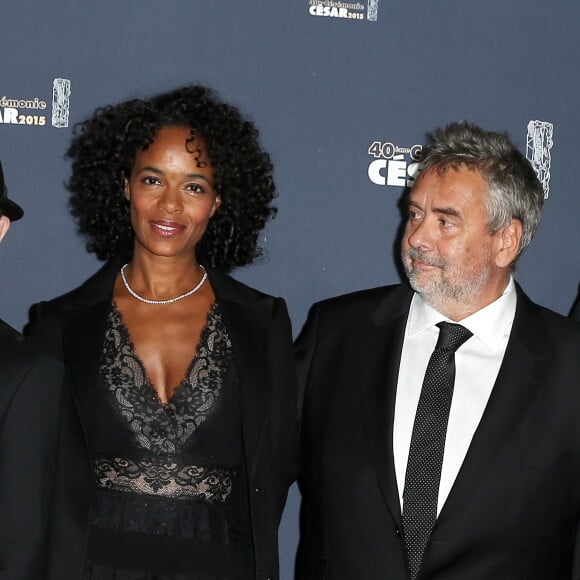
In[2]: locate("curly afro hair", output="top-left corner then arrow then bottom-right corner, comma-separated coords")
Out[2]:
67,85 -> 277,271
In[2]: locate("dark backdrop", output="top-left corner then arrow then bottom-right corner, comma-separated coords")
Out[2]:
2,1 -> 579,576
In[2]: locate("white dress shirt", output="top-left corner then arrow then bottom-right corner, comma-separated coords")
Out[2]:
393,278 -> 517,515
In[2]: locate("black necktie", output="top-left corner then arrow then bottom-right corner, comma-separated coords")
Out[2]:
402,321 -> 473,580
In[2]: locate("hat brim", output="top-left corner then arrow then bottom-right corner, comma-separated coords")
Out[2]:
0,198 -> 24,221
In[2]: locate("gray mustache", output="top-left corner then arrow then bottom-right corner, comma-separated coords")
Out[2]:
405,248 -> 444,269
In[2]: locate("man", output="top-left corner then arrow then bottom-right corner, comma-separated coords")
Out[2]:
296,122 -> 580,579
0,161 -> 62,579
571,288 -> 580,321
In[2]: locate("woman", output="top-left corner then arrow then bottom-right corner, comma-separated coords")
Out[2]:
28,85 -> 296,580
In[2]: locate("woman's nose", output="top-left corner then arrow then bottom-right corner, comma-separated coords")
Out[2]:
158,186 -> 182,214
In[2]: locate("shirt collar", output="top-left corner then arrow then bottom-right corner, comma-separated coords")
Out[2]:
408,277 -> 517,353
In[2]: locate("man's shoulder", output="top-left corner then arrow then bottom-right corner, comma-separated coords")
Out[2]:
532,303 -> 580,345
0,318 -> 56,372
0,319 -> 37,358
0,319 -> 62,425
0,318 -> 23,352
314,283 -> 410,315
514,286 -> 580,350
0,317 -> 18,339
303,283 -> 412,334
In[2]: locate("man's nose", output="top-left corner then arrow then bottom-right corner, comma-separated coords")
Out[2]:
406,218 -> 433,250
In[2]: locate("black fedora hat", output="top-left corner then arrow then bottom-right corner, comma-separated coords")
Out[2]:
0,161 -> 24,221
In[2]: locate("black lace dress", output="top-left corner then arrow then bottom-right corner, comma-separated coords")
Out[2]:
83,302 -> 252,579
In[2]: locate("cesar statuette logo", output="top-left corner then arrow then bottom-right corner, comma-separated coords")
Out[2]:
526,120 -> 553,199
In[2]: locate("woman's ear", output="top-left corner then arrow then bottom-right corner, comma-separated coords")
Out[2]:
123,176 -> 131,201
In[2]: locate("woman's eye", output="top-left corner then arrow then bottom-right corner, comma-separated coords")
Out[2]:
186,183 -> 204,194
143,176 -> 160,186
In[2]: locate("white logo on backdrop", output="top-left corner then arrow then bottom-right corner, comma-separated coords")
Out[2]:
0,96 -> 47,126
367,0 -> 379,21
307,0 -> 378,21
367,140 -> 422,188
52,78 -> 71,128
526,120 -> 553,199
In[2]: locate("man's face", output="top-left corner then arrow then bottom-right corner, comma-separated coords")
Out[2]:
401,165 -> 509,319
0,215 -> 10,243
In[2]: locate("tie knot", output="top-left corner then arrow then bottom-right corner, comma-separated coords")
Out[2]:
435,321 -> 473,352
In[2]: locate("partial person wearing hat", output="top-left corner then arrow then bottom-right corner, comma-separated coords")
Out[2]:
0,161 -> 24,223
570,286 -> 580,322
0,161 -> 62,579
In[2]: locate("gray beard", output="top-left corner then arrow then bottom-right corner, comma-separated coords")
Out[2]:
402,247 -> 493,316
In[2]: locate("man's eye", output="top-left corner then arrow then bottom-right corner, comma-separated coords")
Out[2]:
143,176 -> 160,186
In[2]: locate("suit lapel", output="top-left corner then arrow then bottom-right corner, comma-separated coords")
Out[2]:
435,286 -> 545,524
359,285 -> 413,526
0,323 -> 34,412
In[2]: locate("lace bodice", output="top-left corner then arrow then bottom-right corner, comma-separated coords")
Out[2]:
95,302 -> 236,498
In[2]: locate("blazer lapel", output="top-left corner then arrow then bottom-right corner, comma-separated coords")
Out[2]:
63,301 -> 111,449
359,285 -> 413,526
209,271 -> 272,476
60,258 -> 121,451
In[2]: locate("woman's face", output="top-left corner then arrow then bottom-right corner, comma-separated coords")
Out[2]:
125,125 -> 221,261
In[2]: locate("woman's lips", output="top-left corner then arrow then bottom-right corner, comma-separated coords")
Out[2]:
150,220 -> 185,237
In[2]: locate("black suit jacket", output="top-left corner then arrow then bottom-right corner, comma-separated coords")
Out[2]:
571,286 -> 580,322
0,319 -> 61,580
27,257 -> 297,580
296,283 -> 580,580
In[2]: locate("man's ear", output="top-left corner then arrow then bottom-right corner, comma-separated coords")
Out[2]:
0,215 -> 11,243
494,218 -> 523,268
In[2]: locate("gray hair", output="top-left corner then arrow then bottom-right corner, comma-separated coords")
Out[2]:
419,121 -> 544,264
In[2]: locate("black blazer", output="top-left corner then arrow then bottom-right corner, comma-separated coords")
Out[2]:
27,257 -> 297,580
296,282 -> 580,580
0,319 -> 62,580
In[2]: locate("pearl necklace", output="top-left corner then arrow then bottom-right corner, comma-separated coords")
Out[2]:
120,263 -> 207,305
